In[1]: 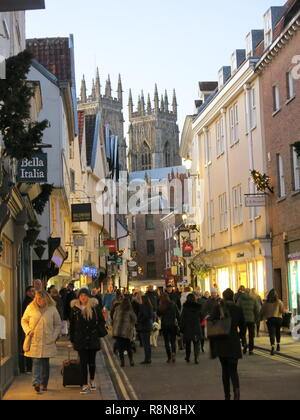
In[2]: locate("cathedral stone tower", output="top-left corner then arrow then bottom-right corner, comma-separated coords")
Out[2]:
128,85 -> 181,172
78,69 -> 127,171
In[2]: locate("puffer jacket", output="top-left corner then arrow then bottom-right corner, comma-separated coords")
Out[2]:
237,293 -> 260,323
21,302 -> 61,358
112,305 -> 137,340
69,298 -> 105,351
180,301 -> 203,341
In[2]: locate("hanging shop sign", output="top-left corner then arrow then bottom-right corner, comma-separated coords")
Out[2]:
71,203 -> 92,222
245,194 -> 266,208
128,261 -> 138,268
108,254 -> 117,263
99,246 -> 110,257
17,152 -> 48,183
103,240 -> 117,253
131,271 -> 138,277
116,257 -> 123,265
183,241 -> 193,257
171,266 -> 178,276
173,248 -> 182,257
0,0 -> 45,11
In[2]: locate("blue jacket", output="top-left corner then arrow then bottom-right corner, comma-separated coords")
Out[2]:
103,293 -> 116,310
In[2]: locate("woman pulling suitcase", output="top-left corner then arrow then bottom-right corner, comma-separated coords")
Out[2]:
69,288 -> 106,394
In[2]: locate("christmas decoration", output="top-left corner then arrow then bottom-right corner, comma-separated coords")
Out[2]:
250,170 -> 274,194
0,50 -> 49,160
189,262 -> 211,279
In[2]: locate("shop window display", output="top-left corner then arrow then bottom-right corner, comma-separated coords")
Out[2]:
0,237 -> 12,362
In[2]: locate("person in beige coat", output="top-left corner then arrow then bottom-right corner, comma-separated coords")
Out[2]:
21,291 -> 61,394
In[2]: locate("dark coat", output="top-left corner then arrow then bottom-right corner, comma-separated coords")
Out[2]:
158,301 -> 180,332
166,291 -> 181,311
237,293 -> 260,324
52,295 -> 64,321
145,291 -> 159,312
69,298 -> 106,351
210,301 -> 246,360
22,295 -> 33,315
180,302 -> 203,341
204,297 -> 221,317
64,290 -> 77,320
137,304 -> 154,333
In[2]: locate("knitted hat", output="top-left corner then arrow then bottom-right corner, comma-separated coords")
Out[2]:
78,288 -> 91,298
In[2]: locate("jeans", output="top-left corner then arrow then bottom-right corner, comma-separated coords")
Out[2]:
116,337 -> 133,361
267,318 -> 283,346
78,350 -> 97,386
32,358 -> 50,387
140,332 -> 152,362
185,339 -> 200,361
163,328 -> 177,359
242,322 -> 255,352
219,358 -> 240,399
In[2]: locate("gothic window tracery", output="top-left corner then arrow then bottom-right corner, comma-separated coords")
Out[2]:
164,141 -> 171,167
141,142 -> 152,170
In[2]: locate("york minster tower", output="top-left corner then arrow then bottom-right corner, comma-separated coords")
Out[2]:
128,85 -> 181,172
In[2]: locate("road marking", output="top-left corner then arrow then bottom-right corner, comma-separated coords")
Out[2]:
101,339 -> 131,400
255,350 -> 300,369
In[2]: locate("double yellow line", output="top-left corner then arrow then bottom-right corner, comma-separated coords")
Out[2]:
255,349 -> 300,369
102,338 -> 139,401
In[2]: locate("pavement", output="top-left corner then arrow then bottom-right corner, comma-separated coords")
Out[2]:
255,334 -> 300,361
3,339 -> 118,401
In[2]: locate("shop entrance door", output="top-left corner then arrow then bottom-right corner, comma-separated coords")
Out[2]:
237,264 -> 247,289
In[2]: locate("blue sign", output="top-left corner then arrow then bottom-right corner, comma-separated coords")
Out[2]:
81,266 -> 98,278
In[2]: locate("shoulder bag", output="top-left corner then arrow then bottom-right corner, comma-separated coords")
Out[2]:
207,304 -> 232,339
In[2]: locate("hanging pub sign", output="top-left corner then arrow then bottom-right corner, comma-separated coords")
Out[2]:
245,194 -> 266,208
71,203 -> 92,222
116,257 -> 123,265
99,246 -> 110,257
107,254 -> 117,263
103,240 -> 117,253
17,153 -> 48,183
183,241 -> 193,258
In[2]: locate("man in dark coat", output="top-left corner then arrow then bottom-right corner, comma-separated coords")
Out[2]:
64,283 -> 77,321
145,286 -> 159,317
210,289 -> 246,401
180,294 -> 203,364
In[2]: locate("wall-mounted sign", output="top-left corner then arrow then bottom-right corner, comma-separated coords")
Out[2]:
183,242 -> 193,258
128,261 -> 137,268
171,266 -> 178,276
103,240 -> 117,253
116,257 -> 123,265
173,248 -> 182,257
73,236 -> 85,247
71,203 -> 92,222
99,246 -> 110,257
0,0 -> 45,11
245,194 -> 266,208
17,153 -> 48,183
81,266 -> 98,278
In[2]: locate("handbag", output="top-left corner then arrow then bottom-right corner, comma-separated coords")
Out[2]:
207,304 -> 232,339
23,313 -> 42,353
93,308 -> 108,338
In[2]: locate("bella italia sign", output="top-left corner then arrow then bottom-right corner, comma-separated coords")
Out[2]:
17,153 -> 48,183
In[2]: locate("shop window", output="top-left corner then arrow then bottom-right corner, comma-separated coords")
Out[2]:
217,267 -> 230,294
0,237 -> 12,362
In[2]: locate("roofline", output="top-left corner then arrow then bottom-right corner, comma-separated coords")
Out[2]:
31,59 -> 59,86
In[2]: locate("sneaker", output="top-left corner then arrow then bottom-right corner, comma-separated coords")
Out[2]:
90,381 -> 97,391
80,386 -> 90,394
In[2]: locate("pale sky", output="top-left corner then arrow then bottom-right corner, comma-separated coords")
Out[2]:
26,0 -> 285,134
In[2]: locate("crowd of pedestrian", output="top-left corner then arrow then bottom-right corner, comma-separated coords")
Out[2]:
20,279 -> 288,400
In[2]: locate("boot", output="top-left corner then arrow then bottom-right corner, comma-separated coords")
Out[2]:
271,346 -> 275,356
225,394 -> 231,401
233,388 -> 240,401
172,353 -> 176,363
129,355 -> 134,367
120,354 -> 125,367
276,344 -> 281,352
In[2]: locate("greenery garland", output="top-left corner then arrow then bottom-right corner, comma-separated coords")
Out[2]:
0,50 -> 49,160
32,184 -> 54,215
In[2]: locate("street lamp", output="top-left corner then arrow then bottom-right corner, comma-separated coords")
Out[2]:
183,155 -> 193,171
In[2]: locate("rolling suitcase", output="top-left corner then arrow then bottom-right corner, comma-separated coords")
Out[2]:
61,347 -> 82,387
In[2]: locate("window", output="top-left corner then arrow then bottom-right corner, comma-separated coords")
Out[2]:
204,130 -> 212,165
70,169 -> 75,193
233,185 -> 243,226
250,88 -> 256,130
216,118 -> 225,157
287,70 -> 295,101
219,193 -> 228,232
147,240 -> 155,256
0,236 -> 12,360
277,155 -> 286,198
229,103 -> 239,145
132,241 -> 136,251
141,142 -> 152,170
2,20 -> 10,39
207,200 -> 215,237
292,147 -> 300,191
164,142 -> 171,167
264,10 -> 273,48
273,86 -> 281,113
145,214 -> 154,230
147,262 -> 157,279
132,216 -> 136,230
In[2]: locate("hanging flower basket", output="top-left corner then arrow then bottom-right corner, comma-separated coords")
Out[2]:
190,262 -> 212,279
250,170 -> 274,194
26,229 -> 40,246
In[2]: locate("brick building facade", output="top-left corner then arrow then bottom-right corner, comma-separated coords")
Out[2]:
256,0 -> 300,312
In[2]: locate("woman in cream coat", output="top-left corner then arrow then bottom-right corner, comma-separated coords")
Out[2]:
21,291 -> 61,394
